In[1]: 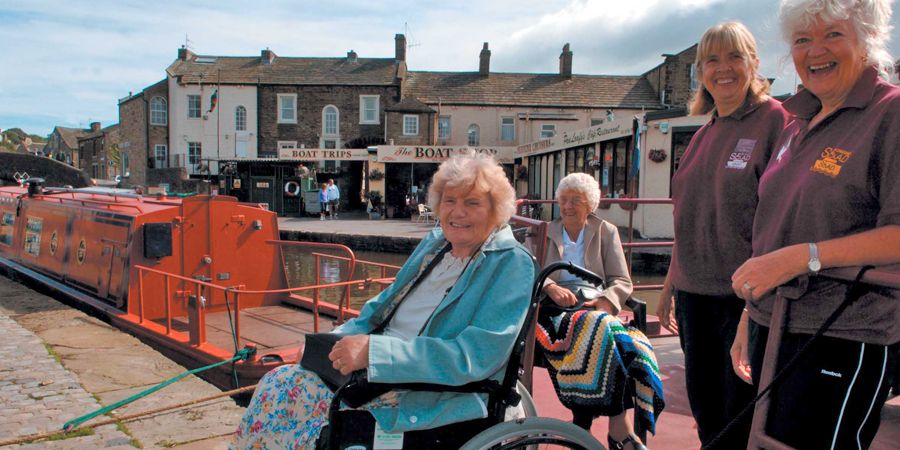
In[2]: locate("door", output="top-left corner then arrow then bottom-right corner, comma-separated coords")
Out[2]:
250,177 -> 276,211
236,132 -> 250,158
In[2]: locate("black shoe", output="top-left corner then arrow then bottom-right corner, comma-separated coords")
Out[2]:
608,434 -> 648,450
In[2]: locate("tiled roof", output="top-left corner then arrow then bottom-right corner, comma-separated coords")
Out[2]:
385,97 -> 435,113
405,72 -> 663,109
53,127 -> 90,149
167,56 -> 400,86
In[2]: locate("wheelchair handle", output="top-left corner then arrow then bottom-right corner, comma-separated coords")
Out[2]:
533,262 -> 604,298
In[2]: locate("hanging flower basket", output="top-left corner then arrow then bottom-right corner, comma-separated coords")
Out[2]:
648,149 -> 668,163
368,168 -> 385,181
516,165 -> 528,179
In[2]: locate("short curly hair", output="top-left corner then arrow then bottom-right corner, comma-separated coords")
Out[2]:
555,172 -> 600,211
428,153 -> 516,227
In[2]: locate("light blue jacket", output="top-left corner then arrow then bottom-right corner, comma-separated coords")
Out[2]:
334,225 -> 534,432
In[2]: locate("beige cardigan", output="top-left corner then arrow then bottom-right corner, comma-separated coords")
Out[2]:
544,213 -> 633,314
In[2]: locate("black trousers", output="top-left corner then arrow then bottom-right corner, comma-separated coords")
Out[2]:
675,291 -> 755,449
749,320 -> 898,450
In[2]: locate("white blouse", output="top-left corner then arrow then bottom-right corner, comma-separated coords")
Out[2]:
558,227 -> 585,283
383,253 -> 467,341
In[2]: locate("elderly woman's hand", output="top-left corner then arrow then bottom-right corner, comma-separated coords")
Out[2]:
544,283 -> 579,307
732,244 -> 808,301
328,334 -> 370,375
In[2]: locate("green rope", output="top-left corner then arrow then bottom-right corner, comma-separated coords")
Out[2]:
62,347 -> 254,431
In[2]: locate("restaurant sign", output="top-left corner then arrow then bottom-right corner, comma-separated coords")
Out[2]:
276,148 -> 370,161
516,117 -> 635,158
376,146 -> 517,164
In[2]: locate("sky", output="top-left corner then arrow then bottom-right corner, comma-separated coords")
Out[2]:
1,0 -> 898,137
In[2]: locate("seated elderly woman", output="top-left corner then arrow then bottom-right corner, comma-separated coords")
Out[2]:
231,154 -> 534,449
537,172 -> 663,450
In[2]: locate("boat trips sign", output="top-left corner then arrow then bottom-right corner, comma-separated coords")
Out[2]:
277,148 -> 370,161
376,146 -> 516,164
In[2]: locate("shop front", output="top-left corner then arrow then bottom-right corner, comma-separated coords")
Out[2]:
218,148 -> 371,217
374,145 -> 517,218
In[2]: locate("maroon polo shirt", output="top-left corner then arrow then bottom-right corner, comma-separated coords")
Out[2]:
670,97 -> 788,296
748,67 -> 900,345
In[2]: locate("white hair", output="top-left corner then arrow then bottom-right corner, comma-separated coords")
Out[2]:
555,172 -> 600,211
780,0 -> 895,78
428,153 -> 516,227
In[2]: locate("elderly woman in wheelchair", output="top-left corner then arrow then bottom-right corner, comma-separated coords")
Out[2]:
232,154 -> 550,449
538,173 -> 664,450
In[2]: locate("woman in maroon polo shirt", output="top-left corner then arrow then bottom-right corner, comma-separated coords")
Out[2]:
730,0 -> 900,448
655,21 -> 789,449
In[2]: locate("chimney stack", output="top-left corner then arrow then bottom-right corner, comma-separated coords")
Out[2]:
90,122 -> 101,132
347,50 -> 358,63
261,48 -> 276,65
479,43 -> 491,76
395,34 -> 407,61
559,43 -> 573,79
178,46 -> 194,61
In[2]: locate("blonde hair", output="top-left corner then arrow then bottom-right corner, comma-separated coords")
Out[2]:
780,0 -> 895,78
428,153 -> 516,227
689,21 -> 771,115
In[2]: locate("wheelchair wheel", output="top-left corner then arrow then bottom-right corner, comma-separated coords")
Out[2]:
517,380 -> 538,417
459,417 -> 605,450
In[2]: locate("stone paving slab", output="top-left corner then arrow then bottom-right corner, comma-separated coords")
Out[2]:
0,275 -> 244,449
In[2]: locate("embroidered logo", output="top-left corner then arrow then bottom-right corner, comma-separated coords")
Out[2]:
726,138 -> 756,170
811,147 -> 853,178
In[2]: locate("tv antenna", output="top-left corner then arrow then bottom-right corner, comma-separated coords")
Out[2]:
404,22 -> 421,52
184,34 -> 194,51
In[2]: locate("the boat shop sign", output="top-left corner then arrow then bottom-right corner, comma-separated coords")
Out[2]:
277,148 -> 370,161
376,146 -> 516,164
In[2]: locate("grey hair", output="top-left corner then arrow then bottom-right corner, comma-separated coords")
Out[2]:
555,172 -> 600,211
780,0 -> 895,78
428,153 -> 516,227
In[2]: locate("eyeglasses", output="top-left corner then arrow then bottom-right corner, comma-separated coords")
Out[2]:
558,196 -> 586,207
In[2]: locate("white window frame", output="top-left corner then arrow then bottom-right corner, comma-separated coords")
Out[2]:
467,124 -> 480,146
359,95 -> 380,124
188,142 -> 202,166
278,141 -> 298,151
402,115 -> 419,136
540,124 -> 556,139
235,105 -> 247,131
323,105 -> 339,136
500,116 -> 515,142
438,116 -> 451,139
150,96 -> 167,126
278,94 -> 297,124
187,95 -> 201,119
154,144 -> 168,168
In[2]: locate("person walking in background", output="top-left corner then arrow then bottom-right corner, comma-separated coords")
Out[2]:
655,21 -> 789,449
318,183 -> 329,221
327,178 -> 340,219
731,1 -> 900,448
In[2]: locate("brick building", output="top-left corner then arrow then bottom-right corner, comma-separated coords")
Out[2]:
76,122 -> 121,180
45,126 -> 91,166
642,44 -> 698,109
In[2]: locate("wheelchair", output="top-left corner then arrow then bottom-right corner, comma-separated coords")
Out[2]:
315,261 -> 612,450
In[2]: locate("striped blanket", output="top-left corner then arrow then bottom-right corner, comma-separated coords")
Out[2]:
536,309 -> 665,433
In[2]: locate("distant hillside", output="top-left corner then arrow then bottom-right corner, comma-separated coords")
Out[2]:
1,128 -> 48,152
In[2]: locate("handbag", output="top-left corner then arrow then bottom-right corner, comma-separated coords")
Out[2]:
539,279 -> 606,316
300,333 -> 391,408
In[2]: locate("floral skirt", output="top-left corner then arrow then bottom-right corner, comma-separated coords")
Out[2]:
230,365 -> 398,450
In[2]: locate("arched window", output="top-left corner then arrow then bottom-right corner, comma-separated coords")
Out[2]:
150,97 -> 167,126
235,105 -> 247,131
323,105 -> 339,136
467,124 -> 480,146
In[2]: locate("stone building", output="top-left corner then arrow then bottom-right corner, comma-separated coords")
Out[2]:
117,79 -> 169,188
642,44 -> 698,109
45,126 -> 91,166
76,122 -> 121,181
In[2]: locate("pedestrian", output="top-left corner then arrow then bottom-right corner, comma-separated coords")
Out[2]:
327,179 -> 340,219
655,21 -> 789,449
318,183 -> 329,221
730,1 -> 900,448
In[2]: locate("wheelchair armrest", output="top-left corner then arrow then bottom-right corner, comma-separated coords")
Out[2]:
624,296 -> 647,333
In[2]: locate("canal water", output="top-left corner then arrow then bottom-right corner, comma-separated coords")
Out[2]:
283,247 -> 666,312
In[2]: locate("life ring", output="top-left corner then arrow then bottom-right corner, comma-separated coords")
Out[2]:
284,181 -> 301,197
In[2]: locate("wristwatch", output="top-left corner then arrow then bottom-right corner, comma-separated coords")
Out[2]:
807,243 -> 821,275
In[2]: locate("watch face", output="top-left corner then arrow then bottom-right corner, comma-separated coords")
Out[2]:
809,260 -> 822,272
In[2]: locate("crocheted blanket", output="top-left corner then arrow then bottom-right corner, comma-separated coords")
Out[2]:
536,309 -> 665,433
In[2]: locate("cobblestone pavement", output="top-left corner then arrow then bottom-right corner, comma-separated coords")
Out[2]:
0,314 -> 134,449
